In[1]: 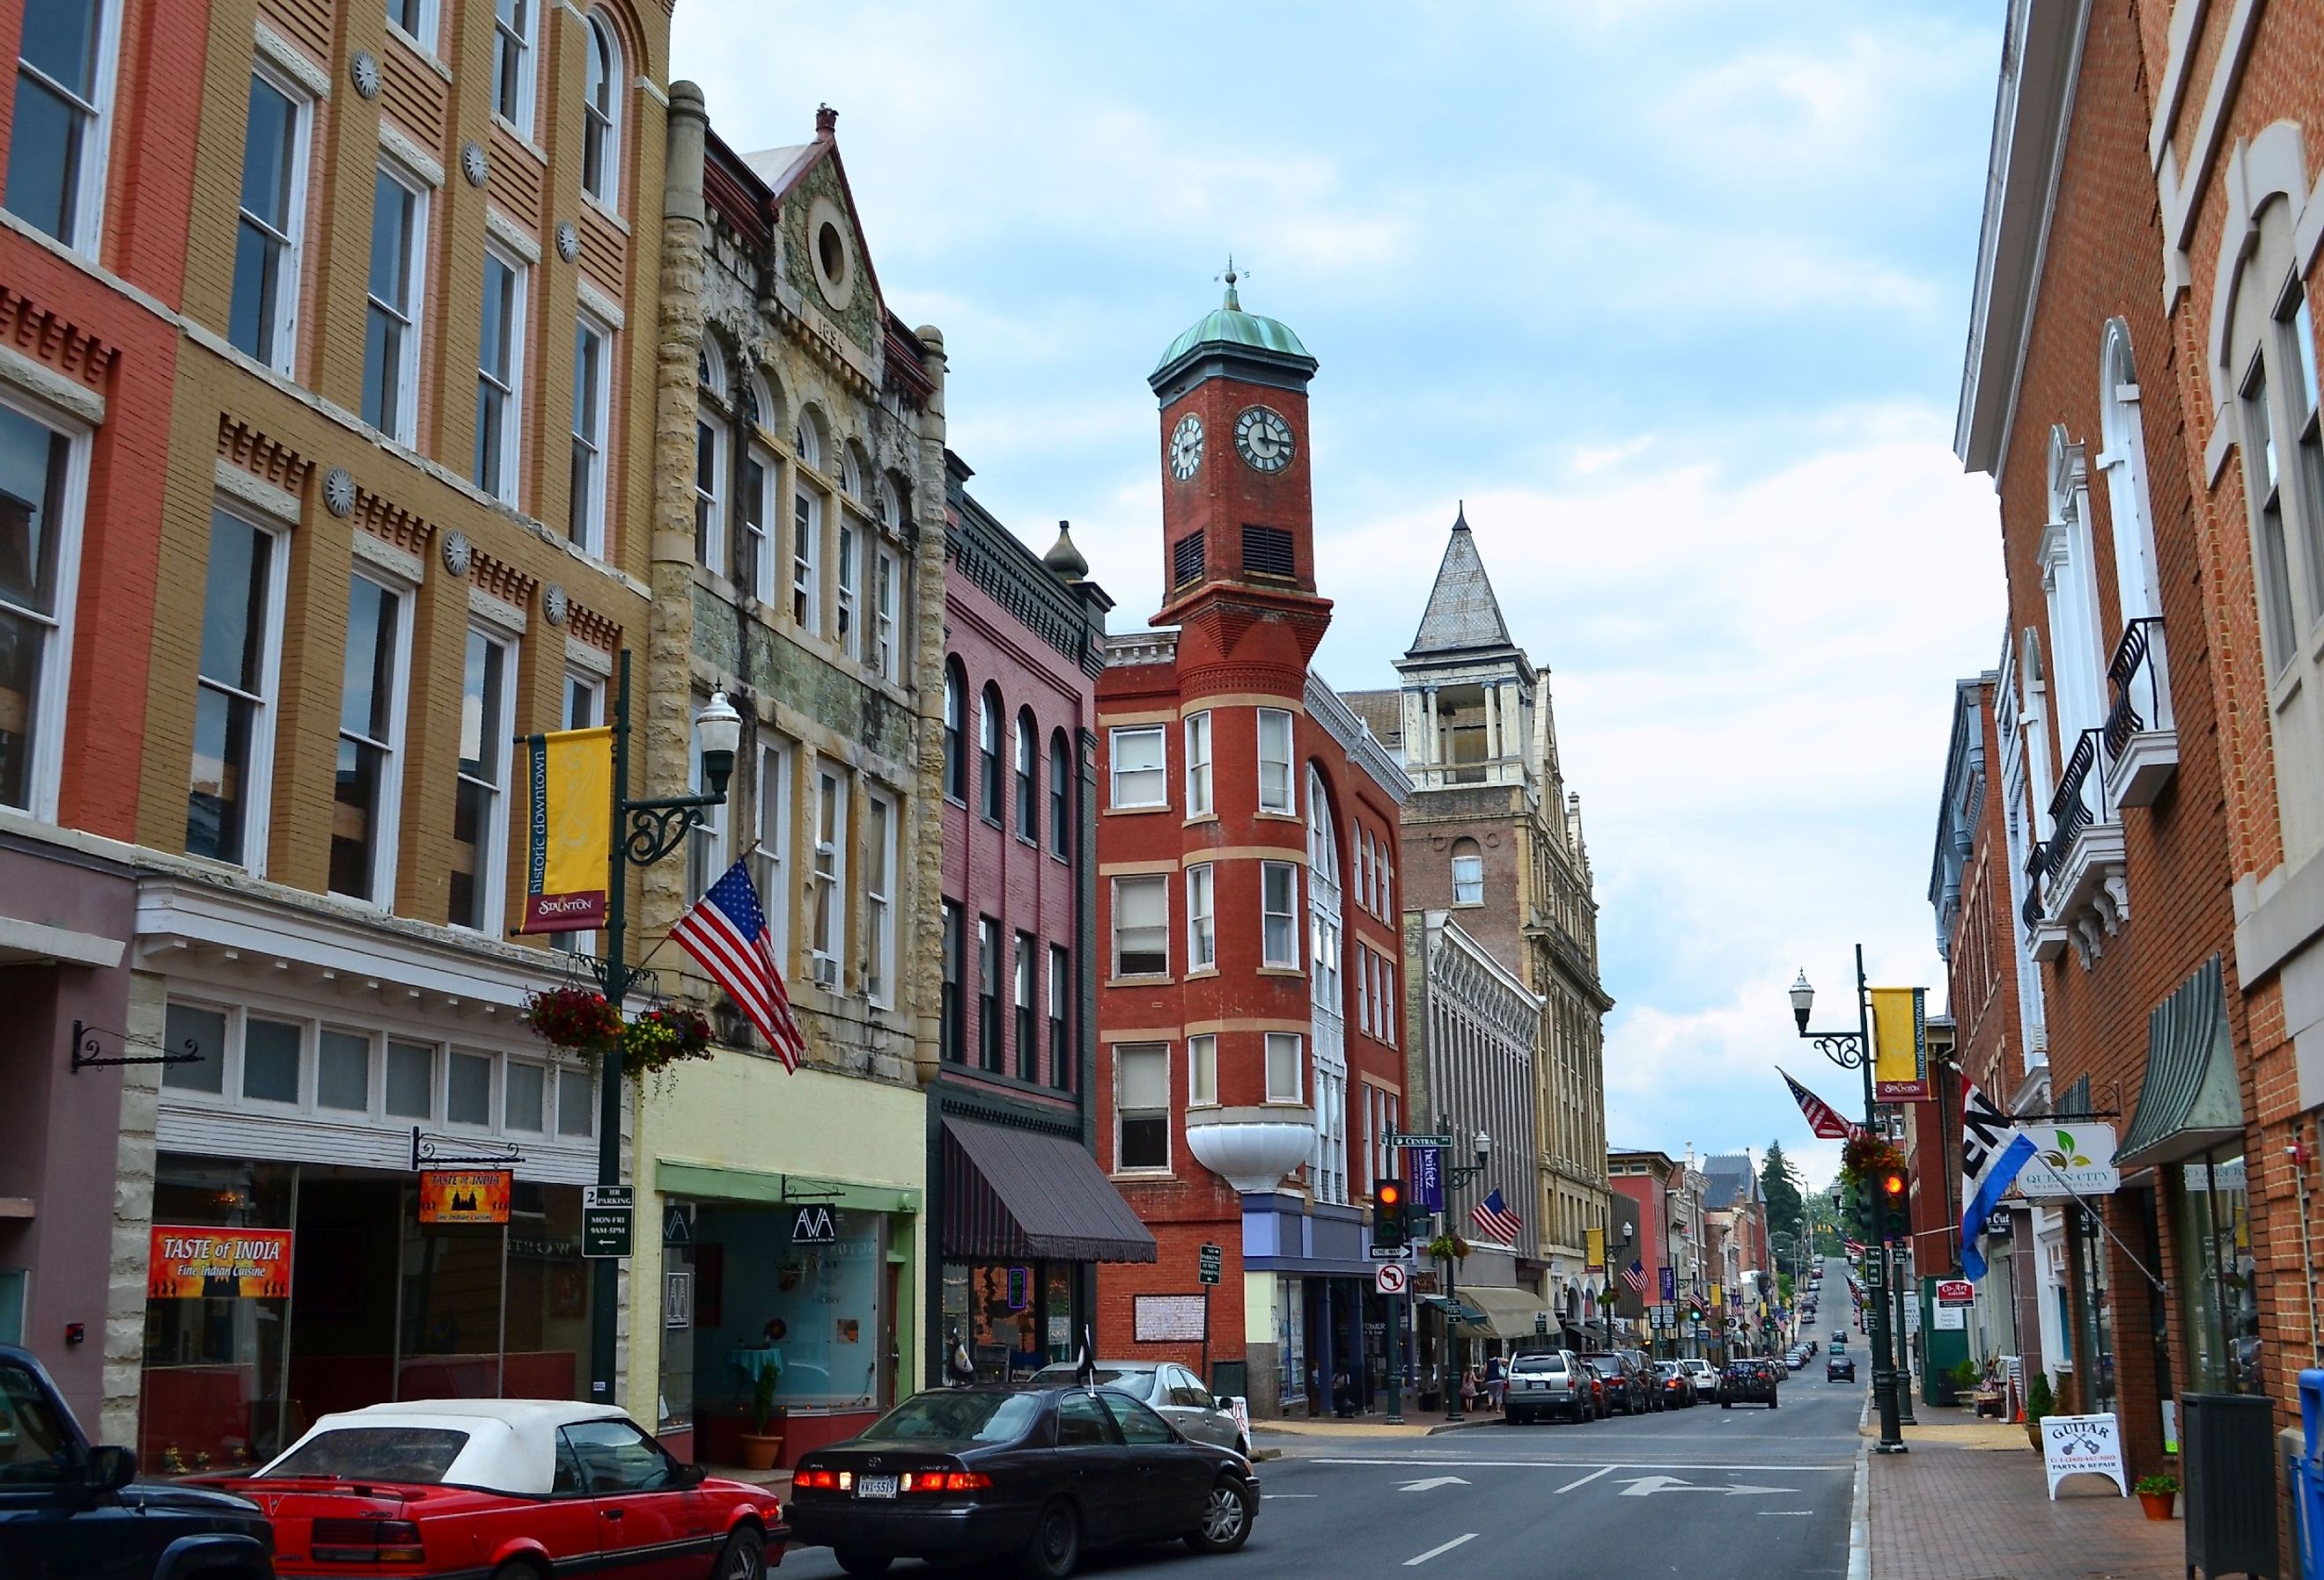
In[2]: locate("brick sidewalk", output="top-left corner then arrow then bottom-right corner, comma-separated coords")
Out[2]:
1866,1427 -> 2181,1579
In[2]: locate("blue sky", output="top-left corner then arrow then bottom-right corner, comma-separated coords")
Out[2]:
673,0 -> 2011,1188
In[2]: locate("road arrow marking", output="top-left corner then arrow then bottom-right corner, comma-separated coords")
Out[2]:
1399,1475 -> 1471,1492
1615,1474 -> 1795,1497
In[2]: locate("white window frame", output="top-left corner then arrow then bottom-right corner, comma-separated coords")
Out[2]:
741,445 -> 774,601
836,514 -> 860,657
864,783 -> 896,1008
386,0 -> 439,52
692,406 -> 724,573
578,10 -> 622,208
7,0 -> 123,255
1265,1031 -> 1303,1104
1111,873 -> 1169,978
1186,862 -> 1216,970
873,544 -> 901,681
1257,708 -> 1294,813
189,506 -> 289,875
570,312 -> 611,557
809,760 -> 848,988
0,395 -> 88,823
1114,1042 -> 1171,1172
491,0 -> 538,135
451,627 -> 517,930
750,738 -> 791,969
363,158 -> 428,445
1184,709 -> 1212,816
791,482 -> 822,634
1261,860 -> 1298,967
1108,725 -> 1166,809
1451,841 -> 1483,906
230,61 -> 311,375
1048,940 -> 1071,1084
1188,1033 -> 1217,1107
474,242 -> 526,503
329,570 -> 414,907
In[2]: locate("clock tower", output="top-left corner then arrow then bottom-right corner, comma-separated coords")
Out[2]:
1148,268 -> 1330,670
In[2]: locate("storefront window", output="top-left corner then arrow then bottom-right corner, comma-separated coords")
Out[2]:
692,1205 -> 885,1412
938,1262 -> 1077,1383
139,1157 -> 297,1471
2174,1153 -> 2259,1394
2070,1204 -> 2116,1415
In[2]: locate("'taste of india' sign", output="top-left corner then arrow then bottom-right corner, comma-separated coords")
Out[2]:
148,1228 -> 294,1299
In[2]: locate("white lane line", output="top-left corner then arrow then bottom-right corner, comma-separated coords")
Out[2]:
1759,1510 -> 1813,1516
1262,1494 -> 1317,1499
1310,1458 -> 1853,1473
1553,1466 -> 1614,1494
1404,1533 -> 1479,1567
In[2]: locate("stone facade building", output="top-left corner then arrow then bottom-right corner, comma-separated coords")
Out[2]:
1345,512 -> 1614,1334
629,100 -> 950,1466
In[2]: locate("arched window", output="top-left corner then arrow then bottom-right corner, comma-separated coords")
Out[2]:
2041,425 -> 2107,747
694,339 -> 729,573
942,662 -> 967,802
1015,708 -> 1039,835
580,11 -> 622,206
1451,837 -> 1483,905
978,684 -> 1004,821
842,444 -> 866,503
2098,320 -> 2161,626
1048,730 -> 1072,858
794,407 -> 823,471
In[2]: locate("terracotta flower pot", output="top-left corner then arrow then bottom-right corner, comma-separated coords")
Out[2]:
2137,1491 -> 2176,1521
738,1432 -> 783,1473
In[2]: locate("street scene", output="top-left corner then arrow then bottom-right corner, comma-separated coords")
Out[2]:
0,0 -> 2313,1576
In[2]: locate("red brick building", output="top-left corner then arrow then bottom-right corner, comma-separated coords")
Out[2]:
1092,277 -> 1410,1416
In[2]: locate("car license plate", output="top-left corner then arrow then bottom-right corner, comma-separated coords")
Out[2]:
857,1475 -> 898,1499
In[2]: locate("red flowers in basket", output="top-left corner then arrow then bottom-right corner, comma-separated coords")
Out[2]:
520,986 -> 621,1051
1840,1130 -> 1906,1185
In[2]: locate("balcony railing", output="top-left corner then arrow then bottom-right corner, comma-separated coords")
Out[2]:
2100,616 -> 2177,806
2040,727 -> 2103,877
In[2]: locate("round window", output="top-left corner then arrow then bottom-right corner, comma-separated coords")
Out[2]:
818,221 -> 846,283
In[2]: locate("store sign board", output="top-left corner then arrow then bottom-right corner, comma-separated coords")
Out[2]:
2011,1124 -> 2122,1200
418,1169 -> 511,1224
148,1228 -> 293,1299
2041,1414 -> 2129,1499
1933,1303 -> 1966,1330
1935,1279 -> 1975,1307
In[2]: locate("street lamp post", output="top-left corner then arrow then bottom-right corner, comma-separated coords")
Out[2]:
1438,1124 -> 1491,1423
1789,949 -> 1907,1453
582,651 -> 739,1405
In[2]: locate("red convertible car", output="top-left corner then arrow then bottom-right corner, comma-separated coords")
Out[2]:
202,1398 -> 784,1579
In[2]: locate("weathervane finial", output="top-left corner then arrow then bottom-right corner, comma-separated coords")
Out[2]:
1217,255 -> 1244,310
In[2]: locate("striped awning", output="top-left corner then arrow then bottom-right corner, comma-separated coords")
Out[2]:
941,1118 -> 1157,1264
2119,954 -> 2247,1166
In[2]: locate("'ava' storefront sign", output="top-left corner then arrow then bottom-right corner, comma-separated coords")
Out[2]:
2012,1123 -> 2121,1200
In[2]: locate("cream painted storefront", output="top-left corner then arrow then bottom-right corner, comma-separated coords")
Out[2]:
630,1055 -> 927,1468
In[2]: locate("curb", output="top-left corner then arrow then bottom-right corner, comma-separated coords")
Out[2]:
1849,1394 -> 1872,1580
1424,1417 -> 1505,1436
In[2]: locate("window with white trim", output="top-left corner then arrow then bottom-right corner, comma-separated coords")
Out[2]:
750,738 -> 791,966
1048,942 -> 1071,1091
1014,708 -> 1038,837
1013,931 -> 1036,1081
329,573 -> 408,904
1187,862 -> 1215,970
1451,837 -> 1483,905
1112,874 -> 1168,977
1188,1033 -> 1217,1106
1261,860 -> 1298,967
791,482 -> 820,633
1109,726 -> 1166,809
977,684 -> 1003,823
387,0 -> 437,49
0,401 -> 85,819
188,509 -> 283,871
490,0 -> 536,130
1115,1043 -> 1169,1171
941,661 -> 966,801
873,545 -> 900,680
450,627 -> 514,929
1265,1032 -> 1302,1104
835,517 -> 859,656
229,64 -> 309,373
1048,730 -> 1071,858
569,313 -> 610,555
864,786 -> 895,1007
739,447 -> 772,599
362,162 -> 426,444
1184,709 -> 1212,816
1257,708 -> 1293,813
976,915 -> 999,1069
579,11 -> 621,206
809,760 -> 847,989
473,246 -> 525,502
5,0 -> 116,252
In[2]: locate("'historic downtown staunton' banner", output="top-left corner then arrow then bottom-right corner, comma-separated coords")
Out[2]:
519,727 -> 613,934
1870,987 -> 1930,1102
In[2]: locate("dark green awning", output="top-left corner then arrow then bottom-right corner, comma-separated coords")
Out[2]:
1418,1295 -> 1489,1327
2119,954 -> 2247,1166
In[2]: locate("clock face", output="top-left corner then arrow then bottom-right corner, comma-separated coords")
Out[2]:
1234,406 -> 1295,474
1169,413 -> 1204,481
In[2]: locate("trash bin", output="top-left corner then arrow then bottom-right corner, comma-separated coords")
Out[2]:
2183,1392 -> 2281,1578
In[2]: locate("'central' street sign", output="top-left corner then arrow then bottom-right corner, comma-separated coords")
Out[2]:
1396,1133 -> 1456,1150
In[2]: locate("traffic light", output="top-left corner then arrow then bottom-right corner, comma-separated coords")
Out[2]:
1879,1169 -> 1909,1245
1374,1179 -> 1409,1248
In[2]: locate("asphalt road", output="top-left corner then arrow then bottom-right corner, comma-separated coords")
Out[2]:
773,1360 -> 1864,1580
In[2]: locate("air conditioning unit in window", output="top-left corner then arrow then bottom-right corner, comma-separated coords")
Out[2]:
810,955 -> 838,988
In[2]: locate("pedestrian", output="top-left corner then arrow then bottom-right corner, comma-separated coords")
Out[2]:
1484,1353 -> 1506,1412
1460,1366 -> 1481,1413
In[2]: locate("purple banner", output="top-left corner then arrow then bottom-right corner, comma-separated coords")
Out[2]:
1407,1146 -> 1444,1212
1659,1265 -> 1676,1303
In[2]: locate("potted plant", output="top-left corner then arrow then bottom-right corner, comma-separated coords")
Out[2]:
738,1364 -> 783,1472
1941,1357 -> 1979,1407
2134,1473 -> 2179,1521
2024,1371 -> 2054,1449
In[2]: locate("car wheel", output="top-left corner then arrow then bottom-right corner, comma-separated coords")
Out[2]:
1186,1475 -> 1255,1554
835,1554 -> 893,1579
712,1525 -> 768,1580
489,1564 -> 548,1580
1019,1499 -> 1080,1580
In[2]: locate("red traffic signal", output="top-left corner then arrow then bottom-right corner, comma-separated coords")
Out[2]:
1378,1179 -> 1405,1209
1879,1172 -> 1905,1198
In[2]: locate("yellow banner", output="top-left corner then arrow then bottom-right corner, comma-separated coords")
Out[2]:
1871,987 -> 1930,1101
521,727 -> 612,933
1585,1226 -> 1605,1271
1710,1282 -> 1723,1307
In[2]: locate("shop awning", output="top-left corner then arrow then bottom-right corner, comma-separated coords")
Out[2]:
2119,955 -> 2247,1167
1447,1285 -> 1551,1341
942,1118 -> 1157,1263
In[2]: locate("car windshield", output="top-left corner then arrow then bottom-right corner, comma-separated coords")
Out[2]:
1031,1366 -> 1147,1388
268,1427 -> 470,1482
864,1393 -> 1044,1444
0,1364 -> 77,1486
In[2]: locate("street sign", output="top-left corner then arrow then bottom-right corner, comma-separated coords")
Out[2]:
1376,1260 -> 1408,1296
1367,1243 -> 1414,1260
582,1185 -> 634,1260
1533,1310 -> 1548,1335
1198,1243 -> 1223,1286
1395,1133 -> 1456,1149
1936,1279 -> 1975,1307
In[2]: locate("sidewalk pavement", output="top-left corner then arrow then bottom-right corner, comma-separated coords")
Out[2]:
1254,1412 -> 1504,1440
1865,1411 -> 2181,1579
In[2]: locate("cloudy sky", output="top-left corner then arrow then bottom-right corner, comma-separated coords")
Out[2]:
673,0 -> 2009,1190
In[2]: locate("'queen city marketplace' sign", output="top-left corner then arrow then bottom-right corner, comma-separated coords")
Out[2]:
2011,1123 -> 2121,1199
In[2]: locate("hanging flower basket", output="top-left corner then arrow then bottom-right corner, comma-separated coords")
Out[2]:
621,1005 -> 715,1080
1425,1233 -> 1472,1262
1839,1131 -> 1906,1187
520,991 -> 717,1096
520,987 -> 621,1053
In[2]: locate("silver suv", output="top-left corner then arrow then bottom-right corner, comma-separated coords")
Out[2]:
1505,1349 -> 1590,1424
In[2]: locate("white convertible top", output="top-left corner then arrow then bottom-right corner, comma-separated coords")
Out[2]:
258,1398 -> 634,1495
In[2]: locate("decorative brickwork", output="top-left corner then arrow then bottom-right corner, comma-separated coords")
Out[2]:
0,285 -> 115,392
214,415 -> 309,498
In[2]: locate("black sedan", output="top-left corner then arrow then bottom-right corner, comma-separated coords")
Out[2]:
787,1385 -> 1258,1578
1718,1361 -> 1779,1408
1828,1351 -> 1857,1382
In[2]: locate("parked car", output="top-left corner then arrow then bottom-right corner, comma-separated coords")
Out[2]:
1835,1330 -> 1848,1344
1828,1352 -> 1857,1383
0,1343 -> 276,1579
789,1385 -> 1257,1578
1573,1360 -> 1611,1419
1504,1350 -> 1592,1424
1029,1363 -> 1247,1455
1680,1358 -> 1718,1399
211,1398 -> 783,1579
1651,1361 -> 1695,1407
1719,1361 -> 1779,1408
1578,1353 -> 1651,1416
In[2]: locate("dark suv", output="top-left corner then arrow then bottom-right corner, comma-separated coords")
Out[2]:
1579,1352 -> 1651,1415
0,1345 -> 274,1578
1719,1359 -> 1779,1408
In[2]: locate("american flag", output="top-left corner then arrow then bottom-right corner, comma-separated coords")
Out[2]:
1780,1068 -> 1864,1141
1471,1187 -> 1523,1244
1620,1257 -> 1647,1294
668,858 -> 805,1071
